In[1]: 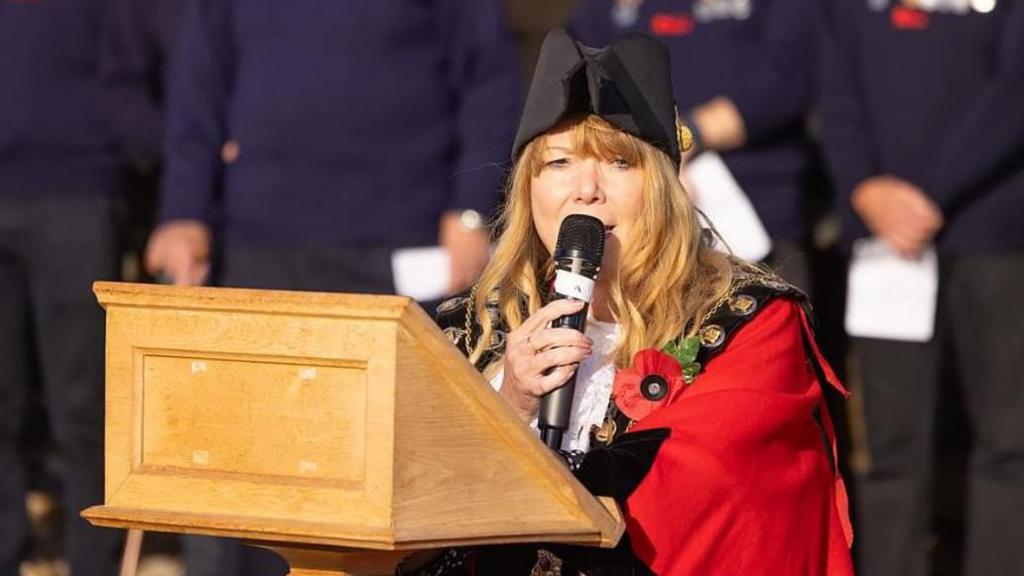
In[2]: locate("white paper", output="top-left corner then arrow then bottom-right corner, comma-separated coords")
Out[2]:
845,238 -> 938,342
685,151 -> 773,262
390,246 -> 450,302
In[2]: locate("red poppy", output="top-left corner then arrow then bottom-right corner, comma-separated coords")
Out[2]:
613,349 -> 688,422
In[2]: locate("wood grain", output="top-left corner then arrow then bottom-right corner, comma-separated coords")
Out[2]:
83,282 -> 624,575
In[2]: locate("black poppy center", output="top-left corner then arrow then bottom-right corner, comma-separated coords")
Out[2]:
640,374 -> 669,401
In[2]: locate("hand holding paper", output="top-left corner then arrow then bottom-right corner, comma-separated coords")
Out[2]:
845,238 -> 938,342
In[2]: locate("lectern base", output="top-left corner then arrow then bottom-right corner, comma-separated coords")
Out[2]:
265,544 -> 409,576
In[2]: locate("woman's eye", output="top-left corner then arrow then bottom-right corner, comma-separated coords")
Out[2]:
610,158 -> 633,169
545,158 -> 570,169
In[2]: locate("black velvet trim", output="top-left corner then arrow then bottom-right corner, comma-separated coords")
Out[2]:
693,283 -> 802,368
575,427 -> 671,503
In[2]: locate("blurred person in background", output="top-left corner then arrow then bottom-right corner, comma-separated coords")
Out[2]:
100,0 -> 188,281
570,0 -> 819,292
0,0 -> 123,574
819,1 -> 1024,575
144,1 -> 520,574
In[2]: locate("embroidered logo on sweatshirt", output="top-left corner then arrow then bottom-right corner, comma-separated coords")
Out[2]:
891,5 -> 931,28
649,12 -> 695,36
693,0 -> 753,22
870,0 -> 997,15
636,0 -> 753,35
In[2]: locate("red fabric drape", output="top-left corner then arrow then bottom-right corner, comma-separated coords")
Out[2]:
627,299 -> 854,575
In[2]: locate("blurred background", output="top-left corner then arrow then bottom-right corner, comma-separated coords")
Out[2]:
3,0 -> 1021,575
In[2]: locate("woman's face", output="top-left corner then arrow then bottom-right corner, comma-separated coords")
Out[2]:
530,126 -> 644,277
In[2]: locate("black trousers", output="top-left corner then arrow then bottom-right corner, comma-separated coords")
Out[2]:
854,252 -> 1024,576
0,195 -> 122,575
183,240 -> 397,576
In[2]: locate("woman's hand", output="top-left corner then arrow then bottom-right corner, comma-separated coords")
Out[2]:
500,299 -> 594,422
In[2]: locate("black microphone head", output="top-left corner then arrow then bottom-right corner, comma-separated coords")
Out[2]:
554,214 -> 605,263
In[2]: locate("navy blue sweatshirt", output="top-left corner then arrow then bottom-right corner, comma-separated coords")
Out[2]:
819,0 -> 1024,253
100,0 -> 186,173
161,0 -> 520,247
0,0 -> 122,196
572,0 -> 817,242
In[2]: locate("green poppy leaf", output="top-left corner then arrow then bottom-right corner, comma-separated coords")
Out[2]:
662,341 -> 683,363
679,336 -> 700,362
683,362 -> 702,382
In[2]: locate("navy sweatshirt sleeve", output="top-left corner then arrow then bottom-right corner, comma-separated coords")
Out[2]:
100,0 -> 163,173
726,0 -> 816,145
158,0 -> 233,225
816,0 -> 876,201
438,0 -> 520,217
918,3 -> 1024,214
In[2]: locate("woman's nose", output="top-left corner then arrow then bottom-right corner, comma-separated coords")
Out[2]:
573,160 -> 604,204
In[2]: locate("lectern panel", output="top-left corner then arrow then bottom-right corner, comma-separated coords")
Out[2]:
98,293 -> 399,526
140,352 -> 367,486
86,283 -> 624,553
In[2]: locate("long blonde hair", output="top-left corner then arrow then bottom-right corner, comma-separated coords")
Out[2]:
470,115 -> 734,368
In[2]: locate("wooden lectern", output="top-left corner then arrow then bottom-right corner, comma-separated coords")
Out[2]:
83,283 -> 624,575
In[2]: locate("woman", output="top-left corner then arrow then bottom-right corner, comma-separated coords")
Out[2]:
416,30 -> 853,576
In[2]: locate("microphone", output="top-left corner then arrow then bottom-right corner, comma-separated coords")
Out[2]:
539,214 -> 605,450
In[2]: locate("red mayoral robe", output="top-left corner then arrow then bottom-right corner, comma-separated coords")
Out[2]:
623,298 -> 854,575
432,281 -> 854,576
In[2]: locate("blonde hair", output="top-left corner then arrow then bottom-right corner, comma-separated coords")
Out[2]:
470,115 -> 734,368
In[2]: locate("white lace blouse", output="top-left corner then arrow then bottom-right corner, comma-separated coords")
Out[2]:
489,318 -> 620,453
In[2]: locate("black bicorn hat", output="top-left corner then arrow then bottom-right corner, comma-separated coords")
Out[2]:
512,28 -> 690,165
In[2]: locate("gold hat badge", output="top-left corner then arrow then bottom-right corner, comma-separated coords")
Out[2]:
675,108 -> 694,155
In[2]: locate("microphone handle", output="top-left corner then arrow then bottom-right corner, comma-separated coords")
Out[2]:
541,427 -> 564,450
538,301 -> 590,450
